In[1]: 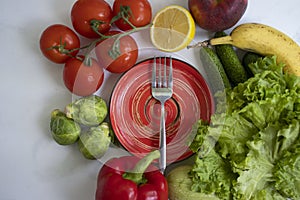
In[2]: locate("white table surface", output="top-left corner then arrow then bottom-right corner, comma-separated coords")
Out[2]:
0,0 -> 299,199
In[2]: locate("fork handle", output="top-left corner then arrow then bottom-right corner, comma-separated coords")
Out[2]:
159,103 -> 167,173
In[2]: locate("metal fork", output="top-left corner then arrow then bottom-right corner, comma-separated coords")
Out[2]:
151,56 -> 173,173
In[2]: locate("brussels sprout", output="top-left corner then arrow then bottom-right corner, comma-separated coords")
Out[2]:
78,122 -> 111,159
65,95 -> 108,126
50,109 -> 81,145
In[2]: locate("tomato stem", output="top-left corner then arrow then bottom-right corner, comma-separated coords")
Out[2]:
83,56 -> 93,66
119,6 -> 136,30
47,36 -> 80,59
108,24 -> 151,60
90,19 -> 112,39
110,5 -> 136,30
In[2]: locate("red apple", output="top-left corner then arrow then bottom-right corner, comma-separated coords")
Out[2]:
188,0 -> 248,32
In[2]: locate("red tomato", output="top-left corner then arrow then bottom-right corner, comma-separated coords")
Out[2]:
63,56 -> 104,96
39,24 -> 80,64
112,0 -> 152,31
71,0 -> 113,38
95,31 -> 138,73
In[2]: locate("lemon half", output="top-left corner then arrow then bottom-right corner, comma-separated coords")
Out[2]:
150,5 -> 196,52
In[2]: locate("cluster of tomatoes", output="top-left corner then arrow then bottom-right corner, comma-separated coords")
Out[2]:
39,0 -> 152,96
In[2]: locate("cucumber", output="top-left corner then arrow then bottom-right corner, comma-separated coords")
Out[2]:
242,52 -> 262,76
199,46 -> 231,92
214,31 -> 248,85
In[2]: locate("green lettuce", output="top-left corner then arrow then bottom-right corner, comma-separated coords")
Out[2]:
190,149 -> 236,200
189,56 -> 300,199
274,127 -> 300,199
274,152 -> 300,198
252,186 -> 286,200
248,55 -> 284,75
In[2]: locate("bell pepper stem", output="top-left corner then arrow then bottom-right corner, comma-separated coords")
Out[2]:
123,150 -> 160,185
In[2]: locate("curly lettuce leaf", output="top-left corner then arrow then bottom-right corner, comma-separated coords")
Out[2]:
274,151 -> 300,199
238,93 -> 297,130
231,126 -> 276,199
232,120 -> 299,199
189,55 -> 300,199
274,120 -> 300,199
212,113 -> 257,162
248,55 -> 284,75
189,119 -> 210,153
226,70 -> 287,113
253,186 -> 286,200
190,149 -> 236,200
274,120 -> 299,158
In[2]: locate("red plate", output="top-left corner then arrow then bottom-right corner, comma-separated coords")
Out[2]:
110,57 -> 214,163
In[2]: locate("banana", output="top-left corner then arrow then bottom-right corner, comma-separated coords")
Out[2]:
189,23 -> 300,76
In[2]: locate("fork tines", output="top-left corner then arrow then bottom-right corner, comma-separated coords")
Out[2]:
152,56 -> 173,89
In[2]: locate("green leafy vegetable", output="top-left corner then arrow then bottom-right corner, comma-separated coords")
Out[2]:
78,122 -> 111,159
275,153 -> 300,198
65,95 -> 108,126
189,56 -> 300,199
50,109 -> 81,145
190,149 -> 236,199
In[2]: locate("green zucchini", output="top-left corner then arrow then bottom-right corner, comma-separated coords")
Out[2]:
167,165 -> 220,200
199,46 -> 231,93
214,31 -> 248,85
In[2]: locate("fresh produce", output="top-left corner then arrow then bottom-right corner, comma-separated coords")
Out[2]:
188,0 -> 248,32
190,148 -> 236,199
78,122 -> 111,159
70,0 -> 113,38
274,149 -> 300,198
41,1 -> 300,199
65,95 -> 108,127
189,23 -> 300,76
39,24 -> 80,64
50,109 -> 81,145
63,56 -> 104,96
49,95 -> 112,160
199,46 -> 231,91
214,31 -> 248,85
189,56 -> 300,199
242,52 -> 262,68
40,0 -> 154,95
95,150 -> 168,200
150,5 -> 196,52
167,165 -> 219,200
242,52 -> 262,76
95,30 -> 138,73
112,0 -> 152,31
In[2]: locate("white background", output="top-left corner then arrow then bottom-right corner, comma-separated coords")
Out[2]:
0,0 -> 299,199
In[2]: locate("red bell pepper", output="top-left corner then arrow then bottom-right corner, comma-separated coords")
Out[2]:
95,150 -> 168,200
